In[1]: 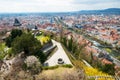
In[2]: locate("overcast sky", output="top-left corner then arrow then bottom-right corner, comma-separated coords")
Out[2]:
0,0 -> 120,13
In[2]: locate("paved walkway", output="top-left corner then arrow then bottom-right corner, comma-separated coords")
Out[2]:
44,40 -> 72,66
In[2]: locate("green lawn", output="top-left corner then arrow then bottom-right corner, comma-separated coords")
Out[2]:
36,35 -> 44,40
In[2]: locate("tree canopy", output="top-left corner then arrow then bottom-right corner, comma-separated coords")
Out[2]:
5,29 -> 23,47
100,64 -> 115,75
12,33 -> 41,55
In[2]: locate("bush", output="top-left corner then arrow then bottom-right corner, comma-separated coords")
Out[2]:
22,63 -> 27,70
117,56 -> 120,61
105,48 -> 112,53
100,64 -> 115,75
88,78 -> 95,80
34,50 -> 46,64
43,64 -> 73,70
43,65 -> 59,70
61,64 -> 73,68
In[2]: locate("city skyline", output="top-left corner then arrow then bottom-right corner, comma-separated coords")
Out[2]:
0,0 -> 120,13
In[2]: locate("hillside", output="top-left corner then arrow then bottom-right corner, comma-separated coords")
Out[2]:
78,8 -> 120,14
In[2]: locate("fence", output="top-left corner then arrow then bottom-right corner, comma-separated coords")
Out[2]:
87,76 -> 120,80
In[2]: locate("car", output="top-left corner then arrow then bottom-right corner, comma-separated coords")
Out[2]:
58,58 -> 64,64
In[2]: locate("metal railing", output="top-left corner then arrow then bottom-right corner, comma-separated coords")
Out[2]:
87,76 -> 120,80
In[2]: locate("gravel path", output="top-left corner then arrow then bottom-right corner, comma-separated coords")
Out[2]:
44,40 -> 72,66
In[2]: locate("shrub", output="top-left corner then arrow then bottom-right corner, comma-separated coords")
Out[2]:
100,64 -> 115,75
43,65 -> 59,70
105,48 -> 112,53
22,63 -> 27,70
89,78 -> 95,80
61,64 -> 73,68
43,64 -> 73,70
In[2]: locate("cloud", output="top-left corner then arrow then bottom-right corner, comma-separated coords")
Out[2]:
72,0 -> 120,5
70,0 -> 120,10
0,0 -> 74,12
0,0 -> 119,13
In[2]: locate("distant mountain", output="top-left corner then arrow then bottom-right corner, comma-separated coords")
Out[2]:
0,8 -> 120,17
78,8 -> 120,15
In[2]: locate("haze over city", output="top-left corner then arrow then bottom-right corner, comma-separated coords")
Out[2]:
0,0 -> 120,13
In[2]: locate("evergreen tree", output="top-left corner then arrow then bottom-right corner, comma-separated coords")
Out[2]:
100,64 -> 115,75
63,37 -> 67,47
12,33 -> 41,55
68,37 -> 73,51
5,29 -> 23,47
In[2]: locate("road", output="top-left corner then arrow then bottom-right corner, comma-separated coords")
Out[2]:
44,40 -> 72,66
90,39 -> 120,66
55,17 -> 120,66
111,56 -> 120,66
